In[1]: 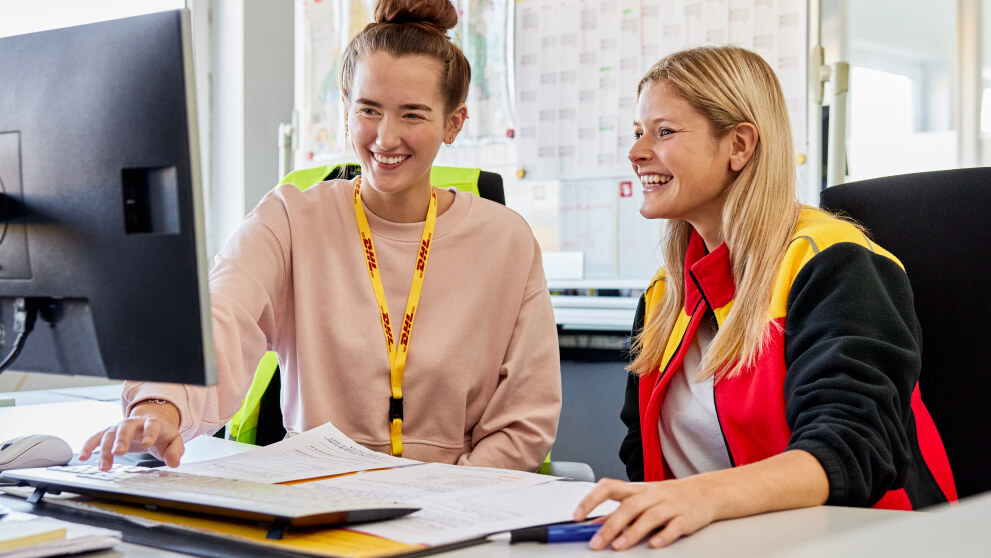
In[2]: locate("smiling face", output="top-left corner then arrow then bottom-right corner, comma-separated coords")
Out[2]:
346,51 -> 464,206
629,81 -> 739,245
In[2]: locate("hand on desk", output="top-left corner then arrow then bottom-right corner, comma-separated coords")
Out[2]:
573,476 -> 716,551
572,451 -> 830,551
79,400 -> 185,471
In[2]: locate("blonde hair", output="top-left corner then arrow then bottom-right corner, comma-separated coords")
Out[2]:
629,46 -> 802,382
340,0 -> 470,113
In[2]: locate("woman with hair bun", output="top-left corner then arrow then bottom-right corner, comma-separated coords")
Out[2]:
83,0 -> 562,473
573,45 -> 955,550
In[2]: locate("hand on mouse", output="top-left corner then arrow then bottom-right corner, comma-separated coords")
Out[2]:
79,400 -> 184,471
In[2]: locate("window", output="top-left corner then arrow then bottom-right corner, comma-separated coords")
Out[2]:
838,0 -> 958,181
0,0 -> 184,38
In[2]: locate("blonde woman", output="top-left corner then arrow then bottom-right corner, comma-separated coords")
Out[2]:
574,46 -> 955,550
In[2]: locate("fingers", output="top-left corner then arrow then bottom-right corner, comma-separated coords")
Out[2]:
160,435 -> 185,468
648,517 -> 689,549
139,417 -> 163,448
112,419 -> 141,455
607,502 -> 677,550
139,417 -> 183,468
98,428 -> 118,471
573,478 -> 638,521
588,491 -> 661,550
583,478 -> 714,551
80,416 -> 173,471
79,429 -> 109,461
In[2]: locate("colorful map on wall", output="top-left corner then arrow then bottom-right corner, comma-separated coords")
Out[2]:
457,0 -> 514,144
302,0 -> 513,162
302,0 -> 374,163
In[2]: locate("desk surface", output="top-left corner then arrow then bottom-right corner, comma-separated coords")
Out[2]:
12,493 -> 988,558
2,398 -> 988,558
0,399 -> 125,452
0,383 -> 124,405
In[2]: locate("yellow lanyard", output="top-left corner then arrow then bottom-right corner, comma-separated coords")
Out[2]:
353,176 -> 437,456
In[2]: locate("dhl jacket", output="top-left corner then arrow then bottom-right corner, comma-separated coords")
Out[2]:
619,208 -> 956,510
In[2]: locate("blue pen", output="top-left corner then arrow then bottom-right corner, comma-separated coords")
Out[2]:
495,522 -> 601,544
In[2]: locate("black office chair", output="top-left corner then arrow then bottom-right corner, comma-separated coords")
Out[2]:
820,167 -> 991,500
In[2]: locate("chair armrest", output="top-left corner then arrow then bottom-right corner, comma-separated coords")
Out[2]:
538,461 -> 595,482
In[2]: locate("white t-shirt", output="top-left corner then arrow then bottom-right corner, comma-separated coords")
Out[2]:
658,315 -> 733,478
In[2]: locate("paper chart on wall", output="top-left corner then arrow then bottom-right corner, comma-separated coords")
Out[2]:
645,0 -> 808,169
617,179 -> 665,281
558,179 -> 619,278
516,0 -> 808,185
529,180 -> 560,251
513,0 -> 541,177
516,0 -> 640,181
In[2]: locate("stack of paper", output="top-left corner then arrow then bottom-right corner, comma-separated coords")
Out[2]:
173,422 -> 618,548
2,423 -> 613,557
0,517 -> 65,552
0,511 -> 120,558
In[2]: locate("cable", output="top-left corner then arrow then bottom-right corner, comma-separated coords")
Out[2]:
0,297 -> 37,373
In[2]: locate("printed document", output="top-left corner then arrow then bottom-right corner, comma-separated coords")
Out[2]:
306,466 -> 615,546
335,479 -> 617,546
174,422 -> 419,483
169,421 -> 616,547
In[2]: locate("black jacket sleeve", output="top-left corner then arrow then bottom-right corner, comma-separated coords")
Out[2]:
619,293 -> 646,481
783,242 -> 921,506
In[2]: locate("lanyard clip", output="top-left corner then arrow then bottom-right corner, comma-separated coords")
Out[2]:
389,396 -> 403,422
389,396 -> 404,457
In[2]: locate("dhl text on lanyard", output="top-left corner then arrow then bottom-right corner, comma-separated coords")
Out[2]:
353,176 -> 437,456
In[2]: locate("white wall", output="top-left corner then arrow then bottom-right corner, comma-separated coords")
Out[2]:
207,0 -> 294,258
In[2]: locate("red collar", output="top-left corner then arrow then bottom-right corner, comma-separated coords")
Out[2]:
683,230 -> 736,313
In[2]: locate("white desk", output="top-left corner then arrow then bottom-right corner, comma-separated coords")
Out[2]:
9,493 -> 989,558
767,491 -> 991,557
2,399 -> 988,557
47,383 -> 127,402
442,505 -> 907,557
0,399 -> 125,452
0,383 -> 124,405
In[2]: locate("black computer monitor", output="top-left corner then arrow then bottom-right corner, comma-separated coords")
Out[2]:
0,9 -> 216,385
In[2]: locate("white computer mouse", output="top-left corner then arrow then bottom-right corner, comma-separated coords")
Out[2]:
0,434 -> 73,471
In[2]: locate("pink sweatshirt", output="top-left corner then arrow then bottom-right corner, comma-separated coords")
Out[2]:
123,180 -> 562,471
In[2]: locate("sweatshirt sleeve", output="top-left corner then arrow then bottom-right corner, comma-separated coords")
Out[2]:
122,189 -> 293,439
783,242 -> 921,506
619,293 -> 646,481
456,237 -> 562,472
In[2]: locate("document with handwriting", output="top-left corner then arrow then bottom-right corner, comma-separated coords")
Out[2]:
311,468 -> 616,546
313,462 -> 555,501
174,422 -> 420,483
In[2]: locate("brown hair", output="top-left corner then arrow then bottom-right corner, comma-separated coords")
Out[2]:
629,46 -> 802,382
340,0 -> 471,113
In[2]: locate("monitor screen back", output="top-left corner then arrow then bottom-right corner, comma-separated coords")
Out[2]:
0,10 -> 216,385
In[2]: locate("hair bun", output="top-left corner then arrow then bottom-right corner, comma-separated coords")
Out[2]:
374,0 -> 458,34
